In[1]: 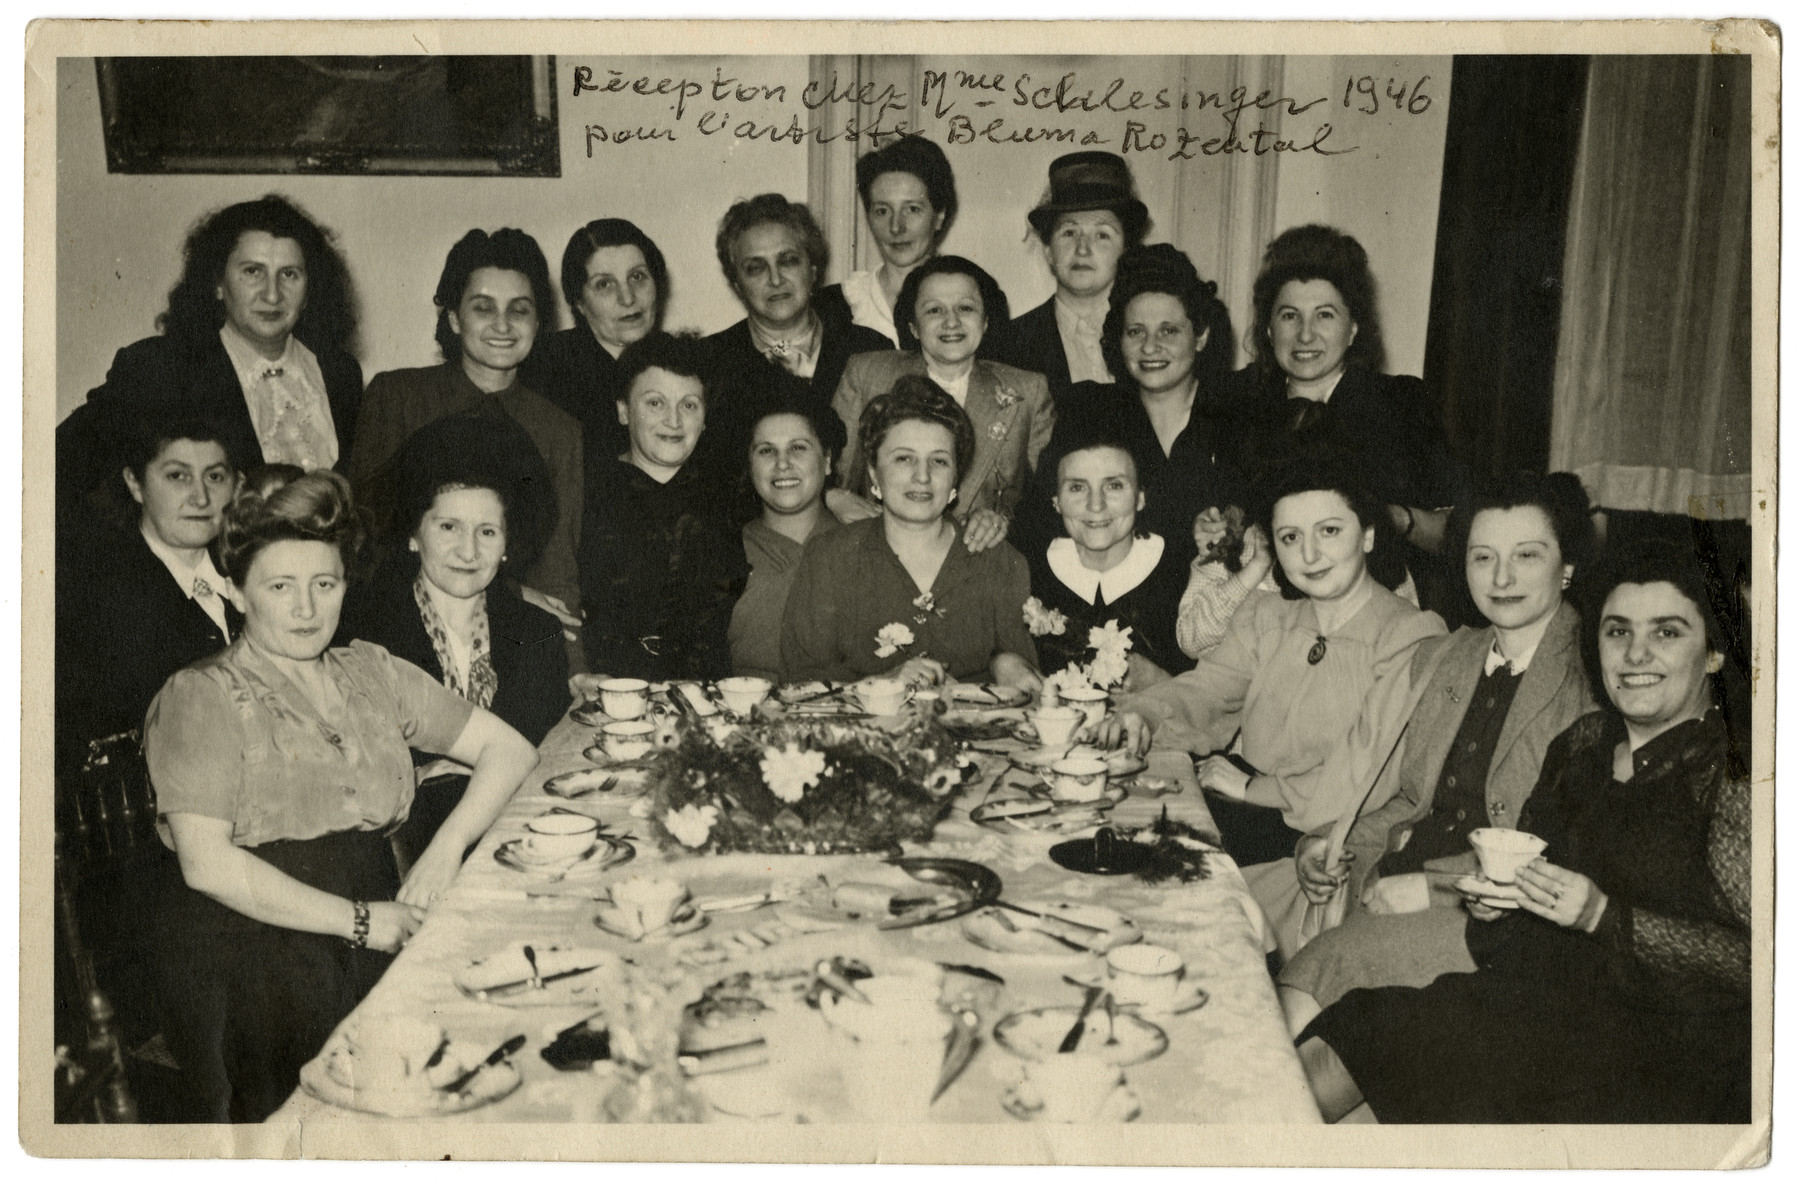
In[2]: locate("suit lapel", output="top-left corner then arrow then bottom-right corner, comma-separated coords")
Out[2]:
957,364 -> 1007,507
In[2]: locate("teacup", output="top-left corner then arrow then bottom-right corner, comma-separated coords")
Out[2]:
831,1018 -> 949,1122
1028,705 -> 1083,749
598,677 -> 650,720
1468,827 -> 1548,884
855,678 -> 912,716
610,876 -> 690,936
1058,685 -> 1110,730
1106,943 -> 1185,1009
345,1015 -> 446,1090
524,812 -> 598,860
1019,1054 -> 1123,1122
601,719 -> 657,762
1048,756 -> 1110,803
715,675 -> 773,716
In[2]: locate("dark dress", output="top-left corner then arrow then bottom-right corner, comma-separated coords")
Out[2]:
56,332 -> 364,519
1026,535 -> 1193,679
517,323 -> 630,462
992,297 -> 1077,410
1305,709 -> 1751,1123
1016,379 -> 1240,571
54,520 -> 236,773
342,570 -> 570,862
578,457 -> 748,682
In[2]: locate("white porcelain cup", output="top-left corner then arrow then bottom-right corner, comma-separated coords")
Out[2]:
855,678 -> 912,716
1468,827 -> 1548,884
347,1015 -> 445,1090
611,875 -> 690,934
715,675 -> 773,715
524,812 -> 598,860
1022,1054 -> 1123,1122
1048,756 -> 1110,803
601,719 -> 657,761
1029,705 -> 1083,749
1058,685 -> 1110,731
599,677 -> 650,720
1106,943 -> 1185,1009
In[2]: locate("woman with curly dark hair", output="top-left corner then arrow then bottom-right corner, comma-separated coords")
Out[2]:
341,413 -> 570,870
1228,225 -> 1469,601
780,374 -> 1039,689
348,228 -> 584,639
57,194 -> 364,516
144,467 -> 537,1121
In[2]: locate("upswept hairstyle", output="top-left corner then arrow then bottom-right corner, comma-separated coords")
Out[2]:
1101,244 -> 1235,389
391,413 -> 558,578
432,228 -> 556,361
714,194 -> 830,292
613,331 -> 714,406
855,136 -> 959,235
122,414 -> 235,483
1448,470 -> 1597,585
857,373 -> 977,489
159,194 -> 357,356
215,467 -> 366,586
1249,224 -> 1386,382
558,218 -> 669,327
1253,448 -> 1404,599
741,363 -> 848,468
894,255 -> 1011,352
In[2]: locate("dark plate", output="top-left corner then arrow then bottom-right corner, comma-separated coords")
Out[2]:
1048,832 -> 1158,876
878,856 -> 1004,928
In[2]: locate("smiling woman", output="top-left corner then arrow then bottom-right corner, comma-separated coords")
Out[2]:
349,228 -> 586,644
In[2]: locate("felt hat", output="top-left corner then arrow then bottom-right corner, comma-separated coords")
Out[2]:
1026,151 -> 1150,242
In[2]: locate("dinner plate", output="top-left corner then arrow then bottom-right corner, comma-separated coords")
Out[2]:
581,743 -> 661,771
1000,1081 -> 1142,1123
947,683 -> 1032,709
1455,874 -> 1524,909
992,1006 -> 1168,1066
878,857 -> 1004,928
453,943 -> 621,1006
938,713 -> 1021,743
494,835 -> 634,878
593,905 -> 709,941
542,768 -> 618,798
961,901 -> 1143,956
300,1033 -> 522,1117
1048,833 -> 1159,876
1063,967 -> 1211,1015
969,795 -> 1115,834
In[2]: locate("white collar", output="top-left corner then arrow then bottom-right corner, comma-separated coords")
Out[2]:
219,323 -> 299,381
140,524 -> 230,637
1047,534 -> 1165,605
1487,613 -> 1556,675
926,363 -> 972,406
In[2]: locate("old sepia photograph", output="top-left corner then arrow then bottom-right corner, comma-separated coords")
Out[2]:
20,16 -> 1777,1167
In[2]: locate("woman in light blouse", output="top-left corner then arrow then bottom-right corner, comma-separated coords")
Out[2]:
146,468 -> 537,1121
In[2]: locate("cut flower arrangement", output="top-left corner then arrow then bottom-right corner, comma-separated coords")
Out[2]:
647,710 -> 972,855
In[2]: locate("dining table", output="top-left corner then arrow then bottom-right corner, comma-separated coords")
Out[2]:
267,685 -> 1322,1130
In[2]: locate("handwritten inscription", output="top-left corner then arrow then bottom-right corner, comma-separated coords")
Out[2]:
570,63 -> 1431,161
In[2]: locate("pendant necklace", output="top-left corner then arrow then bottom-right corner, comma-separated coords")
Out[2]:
1306,635 -> 1329,665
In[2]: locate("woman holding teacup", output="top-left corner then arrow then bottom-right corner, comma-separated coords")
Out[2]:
830,255 -> 1055,553
1293,540 -> 1750,1123
780,375 -> 1039,690
1026,437 -> 1193,689
144,468 -> 538,1121
1104,453 -> 1445,952
1274,472 -> 1597,1028
343,414 -> 569,871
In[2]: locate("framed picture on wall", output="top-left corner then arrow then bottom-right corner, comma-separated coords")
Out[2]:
94,55 -> 560,176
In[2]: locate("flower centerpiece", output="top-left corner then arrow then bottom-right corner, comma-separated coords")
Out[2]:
1035,614 -> 1136,699
646,710 -> 971,855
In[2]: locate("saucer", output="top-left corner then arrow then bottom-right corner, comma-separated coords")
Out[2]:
1455,874 -> 1525,909
1065,968 -> 1210,1015
948,683 -> 1032,709
1001,1081 -> 1141,1123
542,768 -> 618,798
962,901 -> 1142,955
593,905 -> 709,941
453,943 -> 619,1006
992,1006 -> 1168,1066
494,836 -> 634,878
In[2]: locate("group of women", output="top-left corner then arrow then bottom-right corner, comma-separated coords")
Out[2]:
53,140 -> 1749,1126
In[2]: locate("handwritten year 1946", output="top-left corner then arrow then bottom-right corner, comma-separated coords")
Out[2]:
1344,75 -> 1432,116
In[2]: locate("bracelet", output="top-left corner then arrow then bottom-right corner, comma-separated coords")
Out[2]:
346,900 -> 371,949
1400,505 -> 1417,539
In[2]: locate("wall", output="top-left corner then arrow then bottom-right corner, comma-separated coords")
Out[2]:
56,53 -> 1449,421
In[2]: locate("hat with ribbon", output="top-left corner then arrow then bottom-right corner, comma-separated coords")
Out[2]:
1027,151 -> 1150,242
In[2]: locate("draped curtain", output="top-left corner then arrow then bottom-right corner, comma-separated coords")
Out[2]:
1548,55 -> 1753,519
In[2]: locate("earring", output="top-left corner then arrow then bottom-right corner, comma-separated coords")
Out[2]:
408,540 -> 419,553
501,555 -> 508,563
1562,576 -> 1571,589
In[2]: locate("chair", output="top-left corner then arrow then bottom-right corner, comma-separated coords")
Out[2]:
54,829 -> 139,1123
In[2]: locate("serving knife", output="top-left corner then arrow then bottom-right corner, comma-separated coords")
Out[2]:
442,1033 -> 527,1094
1058,986 -> 1103,1054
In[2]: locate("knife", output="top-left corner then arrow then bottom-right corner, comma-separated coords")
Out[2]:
991,899 -> 1113,936
932,1008 -> 981,1102
476,963 -> 603,999
443,1033 -> 527,1093
1058,986 -> 1103,1054
677,1038 -> 770,1076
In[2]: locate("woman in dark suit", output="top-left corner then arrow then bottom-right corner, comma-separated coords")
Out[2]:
519,218 -> 669,459
57,194 -> 362,520
56,415 -> 240,777
1226,225 -> 1470,608
342,413 -> 568,869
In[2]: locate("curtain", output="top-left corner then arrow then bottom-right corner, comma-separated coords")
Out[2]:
1548,55 -> 1752,519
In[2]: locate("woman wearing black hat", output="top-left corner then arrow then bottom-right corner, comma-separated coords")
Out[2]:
994,152 -> 1150,411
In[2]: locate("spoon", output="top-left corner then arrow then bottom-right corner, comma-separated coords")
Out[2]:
1102,992 -> 1120,1046
522,944 -> 543,990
